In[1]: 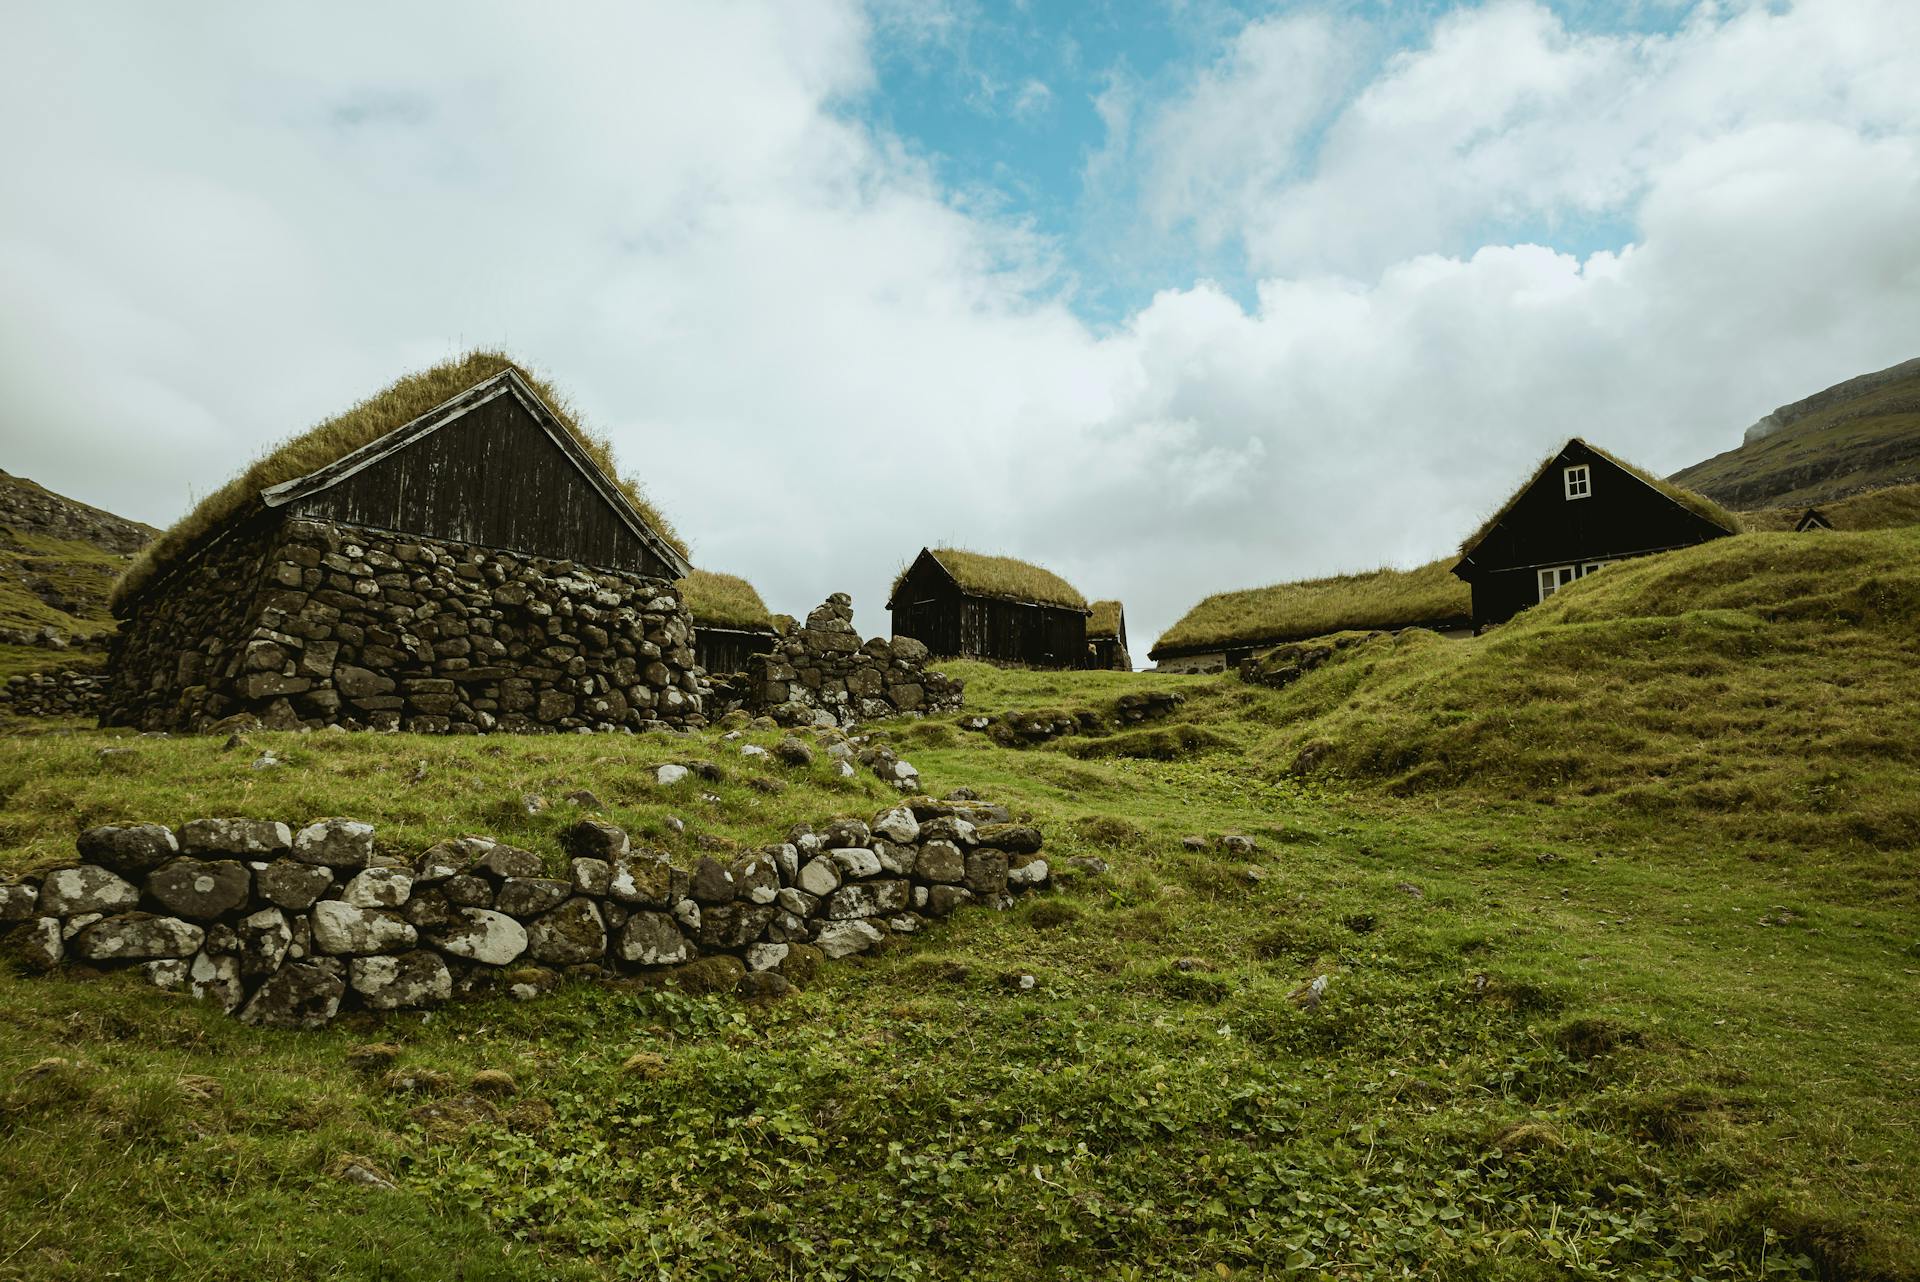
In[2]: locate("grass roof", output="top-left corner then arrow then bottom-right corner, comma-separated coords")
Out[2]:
678,568 -> 774,631
1151,558 -> 1471,657
1458,438 -> 1741,557
111,351 -> 686,610
1087,600 -> 1125,639
900,548 -> 1088,610
1738,481 -> 1920,533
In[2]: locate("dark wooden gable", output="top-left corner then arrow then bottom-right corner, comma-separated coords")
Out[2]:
1453,439 -> 1731,581
260,371 -> 689,580
888,547 -> 1089,668
1795,508 -> 1833,532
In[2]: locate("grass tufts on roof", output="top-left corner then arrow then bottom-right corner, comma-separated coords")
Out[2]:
111,351 -> 686,610
898,548 -> 1088,610
678,568 -> 774,631
1087,600 -> 1125,639
1152,558 -> 1470,657
1459,438 -> 1741,557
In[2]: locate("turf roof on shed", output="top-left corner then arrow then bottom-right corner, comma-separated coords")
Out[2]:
678,568 -> 775,631
895,548 -> 1088,610
1087,600 -> 1125,639
111,351 -> 687,610
1151,558 -> 1471,657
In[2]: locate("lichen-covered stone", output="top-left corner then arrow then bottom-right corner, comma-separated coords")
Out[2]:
823,879 -> 910,920
39,866 -> 140,917
146,858 -> 251,919
240,963 -> 345,1030
290,818 -> 371,868
350,951 -> 452,1009
526,898 -> 608,965
75,824 -> 179,876
311,901 -> 418,956
71,913 -> 205,962
471,842 -> 543,881
236,907 -> 292,977
977,823 -> 1043,854
729,851 -> 780,905
433,908 -> 528,966
617,911 -> 690,966
495,877 -> 570,917
256,860 -> 334,911
871,806 -> 920,844
815,919 -> 885,958
562,819 -> 629,861
609,855 -> 673,906
796,856 -> 841,898
964,849 -> 1010,898
0,882 -> 39,922
916,840 -> 966,884
828,847 -> 882,879
181,818 -> 293,858
342,868 -> 412,909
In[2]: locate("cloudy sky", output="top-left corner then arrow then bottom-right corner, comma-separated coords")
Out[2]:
3,1 -> 1917,657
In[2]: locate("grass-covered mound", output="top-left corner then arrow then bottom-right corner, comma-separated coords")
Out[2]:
112,351 -> 686,611
1151,558 -> 1469,657
678,568 -> 775,631
1087,599 -> 1124,640
899,548 -> 1087,609
1740,480 -> 1920,532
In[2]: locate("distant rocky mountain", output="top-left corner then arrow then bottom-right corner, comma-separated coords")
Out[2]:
0,470 -> 155,676
1671,356 -> 1920,509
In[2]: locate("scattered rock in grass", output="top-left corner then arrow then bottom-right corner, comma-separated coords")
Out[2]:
1219,834 -> 1258,856
564,789 -> 605,812
1290,974 -> 1329,1011
331,1155 -> 396,1189
469,1069 -> 518,1095
347,1042 -> 405,1071
655,763 -> 690,786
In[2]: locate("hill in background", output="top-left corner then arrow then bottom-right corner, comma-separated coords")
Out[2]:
1672,355 -> 1920,508
0,469 -> 155,678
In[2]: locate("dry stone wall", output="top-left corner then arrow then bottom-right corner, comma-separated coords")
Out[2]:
106,516 -> 704,734
740,594 -> 963,727
1,669 -> 108,719
0,795 -> 1048,1027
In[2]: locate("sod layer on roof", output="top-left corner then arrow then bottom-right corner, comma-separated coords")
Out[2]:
1152,558 -> 1470,657
111,351 -> 685,609
1458,438 -> 1740,557
897,548 -> 1088,610
1087,600 -> 1124,639
678,568 -> 774,631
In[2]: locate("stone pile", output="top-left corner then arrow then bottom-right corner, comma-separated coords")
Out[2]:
742,594 -> 962,728
1,669 -> 108,718
105,518 -> 705,735
0,798 -> 1047,1028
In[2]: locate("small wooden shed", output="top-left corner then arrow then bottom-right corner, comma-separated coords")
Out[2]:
1452,437 -> 1738,630
1087,600 -> 1131,670
887,547 -> 1090,668
679,568 -> 782,674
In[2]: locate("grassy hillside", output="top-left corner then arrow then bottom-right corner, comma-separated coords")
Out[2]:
0,471 -> 153,680
1672,357 -> 1920,509
1740,480 -> 1920,532
2,529 -> 1918,1280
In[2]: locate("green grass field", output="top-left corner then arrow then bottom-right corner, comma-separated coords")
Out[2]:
2,528 -> 1917,1280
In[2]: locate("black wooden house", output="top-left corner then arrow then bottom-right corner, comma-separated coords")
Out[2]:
1452,438 -> 1738,629
887,547 -> 1090,668
1087,600 -> 1131,670
680,568 -> 783,674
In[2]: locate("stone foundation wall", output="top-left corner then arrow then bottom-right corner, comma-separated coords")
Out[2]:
106,517 -> 704,734
742,594 -> 963,727
0,795 -> 1048,1027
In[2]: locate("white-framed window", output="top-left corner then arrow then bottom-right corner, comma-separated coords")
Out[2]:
1581,560 -> 1614,575
1537,565 -> 1579,601
1563,464 -> 1592,500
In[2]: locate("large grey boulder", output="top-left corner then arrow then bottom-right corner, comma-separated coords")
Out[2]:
433,908 -> 528,965
256,861 -> 334,911
291,818 -> 373,868
796,857 -> 841,898
829,847 -> 882,879
964,850 -> 1009,897
526,898 -> 607,965
71,913 -> 205,962
470,841 -> 543,881
180,818 -> 293,858
495,877 -> 570,917
341,868 -> 412,909
76,824 -> 179,877
824,880 -> 910,920
815,919 -> 885,959
350,951 -> 452,1009
38,865 -> 140,916
146,858 -> 251,919
617,911 -> 690,966
871,806 -> 920,844
310,901 -> 417,955
240,963 -> 344,1029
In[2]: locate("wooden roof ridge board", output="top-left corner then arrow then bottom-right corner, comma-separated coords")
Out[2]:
259,367 -> 691,579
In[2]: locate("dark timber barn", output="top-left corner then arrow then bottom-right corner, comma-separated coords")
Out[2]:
1452,437 -> 1739,630
104,353 -> 705,733
1087,600 -> 1131,670
888,547 -> 1090,668
680,568 -> 783,675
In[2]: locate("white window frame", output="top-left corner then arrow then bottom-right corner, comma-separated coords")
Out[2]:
1538,560 -> 1617,603
1563,464 -> 1592,500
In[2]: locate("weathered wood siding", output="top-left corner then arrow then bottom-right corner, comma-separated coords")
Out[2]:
1457,441 -> 1732,628
289,394 -> 676,579
890,556 -> 1088,667
694,624 -> 779,675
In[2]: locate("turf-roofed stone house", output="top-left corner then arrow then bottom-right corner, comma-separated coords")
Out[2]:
1087,600 -> 1131,670
1149,560 -> 1472,673
679,568 -> 783,675
104,355 -> 708,734
888,548 -> 1091,669
1453,437 -> 1740,630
